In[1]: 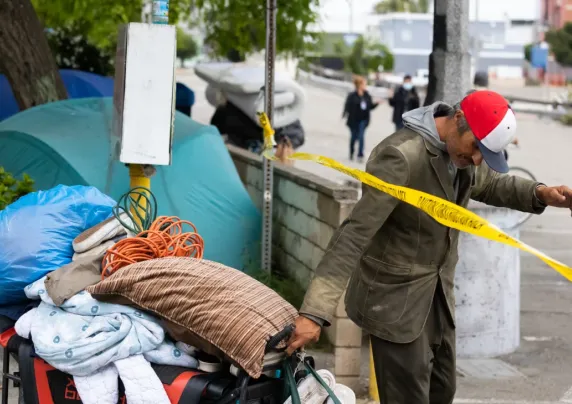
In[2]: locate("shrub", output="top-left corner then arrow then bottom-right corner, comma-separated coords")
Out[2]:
560,114 -> 572,126
0,168 -> 34,210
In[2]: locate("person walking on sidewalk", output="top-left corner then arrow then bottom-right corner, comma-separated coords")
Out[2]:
389,74 -> 420,131
287,90 -> 572,404
343,75 -> 380,163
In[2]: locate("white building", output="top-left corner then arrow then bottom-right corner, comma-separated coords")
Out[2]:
365,12 -> 533,77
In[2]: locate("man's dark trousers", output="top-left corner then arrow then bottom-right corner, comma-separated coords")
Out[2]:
370,289 -> 456,404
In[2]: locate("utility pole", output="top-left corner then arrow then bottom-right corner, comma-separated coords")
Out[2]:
424,0 -> 471,105
472,0 -> 480,78
347,0 -> 354,33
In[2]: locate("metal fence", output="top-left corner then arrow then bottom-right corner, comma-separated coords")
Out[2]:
297,70 -> 391,99
296,69 -> 570,119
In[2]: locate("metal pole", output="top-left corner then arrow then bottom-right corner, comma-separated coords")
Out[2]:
347,0 -> 354,33
262,0 -> 277,272
473,0 -> 480,77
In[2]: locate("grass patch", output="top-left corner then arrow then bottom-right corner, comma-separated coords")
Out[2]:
247,268 -> 334,353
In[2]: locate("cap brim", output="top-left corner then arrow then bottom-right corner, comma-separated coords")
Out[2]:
477,141 -> 509,173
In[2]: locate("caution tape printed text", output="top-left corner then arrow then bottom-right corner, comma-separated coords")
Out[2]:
257,112 -> 572,282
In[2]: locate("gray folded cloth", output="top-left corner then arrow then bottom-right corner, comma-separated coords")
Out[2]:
45,252 -> 105,306
72,239 -> 116,262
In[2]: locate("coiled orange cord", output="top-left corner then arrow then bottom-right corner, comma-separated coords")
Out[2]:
102,216 -> 204,279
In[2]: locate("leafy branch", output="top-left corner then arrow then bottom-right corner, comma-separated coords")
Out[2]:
0,168 -> 34,210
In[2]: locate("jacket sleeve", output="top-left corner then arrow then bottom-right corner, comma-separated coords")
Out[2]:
470,162 -> 546,214
299,146 -> 410,326
342,94 -> 350,118
410,90 -> 421,109
367,93 -> 379,110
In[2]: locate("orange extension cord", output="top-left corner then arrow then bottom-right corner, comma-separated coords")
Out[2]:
102,215 -> 204,279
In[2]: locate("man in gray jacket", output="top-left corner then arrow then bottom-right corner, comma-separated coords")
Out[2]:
286,90 -> 572,403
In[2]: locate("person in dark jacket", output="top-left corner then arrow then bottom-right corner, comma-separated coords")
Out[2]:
343,76 -> 381,162
389,74 -> 420,131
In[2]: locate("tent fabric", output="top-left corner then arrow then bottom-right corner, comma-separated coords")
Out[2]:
0,69 -> 114,121
0,70 -> 195,122
0,97 -> 261,270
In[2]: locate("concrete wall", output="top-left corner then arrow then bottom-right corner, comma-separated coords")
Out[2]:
228,145 -> 363,389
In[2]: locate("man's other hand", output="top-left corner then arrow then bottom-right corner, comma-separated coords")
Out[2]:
536,185 -> 572,209
286,316 -> 321,355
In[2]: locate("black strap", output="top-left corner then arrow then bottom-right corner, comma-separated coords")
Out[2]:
180,372 -> 224,404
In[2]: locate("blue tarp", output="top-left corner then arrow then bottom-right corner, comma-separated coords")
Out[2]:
0,69 -> 195,121
0,185 -> 117,305
530,45 -> 549,70
0,97 -> 261,271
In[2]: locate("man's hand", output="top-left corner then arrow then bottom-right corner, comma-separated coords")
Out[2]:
286,316 -> 321,355
536,185 -> 572,208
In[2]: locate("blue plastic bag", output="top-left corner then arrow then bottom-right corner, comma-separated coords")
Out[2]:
0,185 -> 116,305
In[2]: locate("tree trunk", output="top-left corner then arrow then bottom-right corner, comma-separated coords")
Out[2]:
0,0 -> 67,110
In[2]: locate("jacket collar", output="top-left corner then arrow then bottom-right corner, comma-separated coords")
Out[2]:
421,137 -> 455,200
420,137 -> 475,202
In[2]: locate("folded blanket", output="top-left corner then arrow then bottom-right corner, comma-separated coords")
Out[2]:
195,62 -> 305,129
75,355 -> 171,404
16,276 -> 198,404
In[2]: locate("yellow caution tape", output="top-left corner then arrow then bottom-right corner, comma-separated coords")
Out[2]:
256,112 -> 572,282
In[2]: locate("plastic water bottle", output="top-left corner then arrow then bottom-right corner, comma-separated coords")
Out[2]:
152,0 -> 169,24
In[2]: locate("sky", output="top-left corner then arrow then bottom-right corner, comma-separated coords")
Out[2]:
314,0 -> 541,33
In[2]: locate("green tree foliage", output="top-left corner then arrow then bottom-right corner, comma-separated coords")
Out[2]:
545,23 -> 572,67
192,0 -> 321,58
367,41 -> 394,72
333,41 -> 345,56
176,28 -> 199,63
31,0 -> 143,75
346,36 -> 367,75
0,168 -> 34,211
344,37 -> 394,75
31,0 -> 320,62
46,27 -> 114,76
31,0 -> 143,54
373,0 -> 430,13
524,43 -> 533,62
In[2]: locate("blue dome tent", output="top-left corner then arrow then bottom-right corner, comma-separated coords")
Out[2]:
0,69 -> 195,121
0,69 -> 114,121
0,97 -> 261,270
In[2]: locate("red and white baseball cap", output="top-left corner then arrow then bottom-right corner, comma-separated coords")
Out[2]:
460,90 -> 516,173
